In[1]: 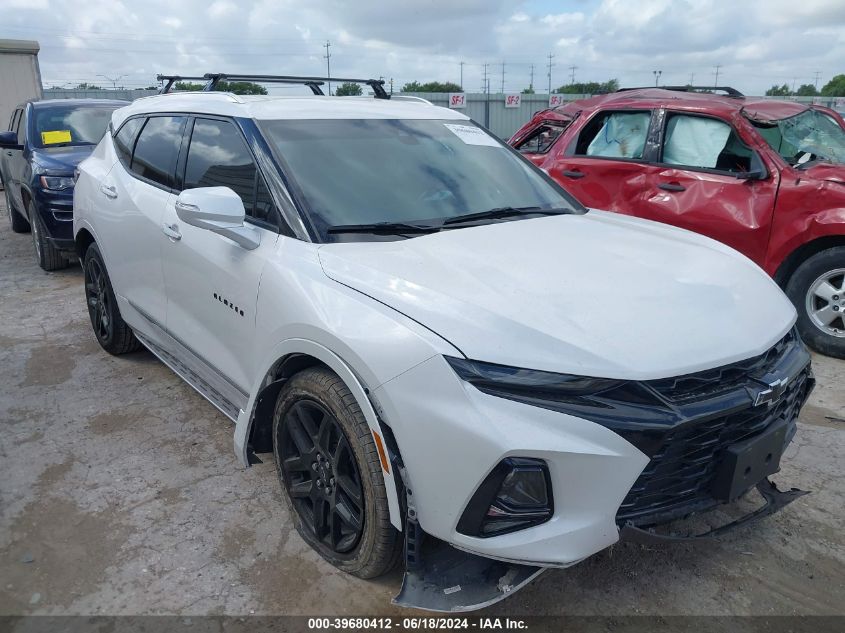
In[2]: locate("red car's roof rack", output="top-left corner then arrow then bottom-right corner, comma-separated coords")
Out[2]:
156,73 -> 390,99
615,86 -> 744,98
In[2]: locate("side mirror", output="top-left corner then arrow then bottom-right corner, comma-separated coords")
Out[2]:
174,187 -> 260,250
0,131 -> 22,150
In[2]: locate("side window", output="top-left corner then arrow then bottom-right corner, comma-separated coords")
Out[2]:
662,114 -> 752,173
114,118 -> 144,166
9,109 -> 20,133
515,120 -> 570,154
184,118 -> 278,227
130,116 -> 186,189
575,110 -> 650,159
15,109 -> 26,145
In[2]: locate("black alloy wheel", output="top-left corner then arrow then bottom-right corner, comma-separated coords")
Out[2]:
279,400 -> 365,554
85,256 -> 112,342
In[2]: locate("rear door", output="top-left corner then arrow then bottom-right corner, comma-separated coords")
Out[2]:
641,110 -> 779,266
543,108 -> 656,214
161,116 -> 281,392
95,115 -> 186,333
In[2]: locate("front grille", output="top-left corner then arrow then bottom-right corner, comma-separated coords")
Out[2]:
617,332 -> 813,527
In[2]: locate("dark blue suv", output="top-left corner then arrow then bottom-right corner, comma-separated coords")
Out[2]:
0,99 -> 127,270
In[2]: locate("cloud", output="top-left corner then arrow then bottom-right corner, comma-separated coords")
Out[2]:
1,0 -> 843,95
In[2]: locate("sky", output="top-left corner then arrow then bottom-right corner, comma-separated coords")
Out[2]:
2,0 -> 845,95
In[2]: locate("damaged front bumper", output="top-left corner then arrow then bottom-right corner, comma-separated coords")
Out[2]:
394,478 -> 808,612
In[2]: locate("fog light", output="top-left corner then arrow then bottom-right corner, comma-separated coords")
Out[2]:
457,457 -> 553,538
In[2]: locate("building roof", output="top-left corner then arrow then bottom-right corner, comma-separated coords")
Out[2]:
112,92 -> 468,128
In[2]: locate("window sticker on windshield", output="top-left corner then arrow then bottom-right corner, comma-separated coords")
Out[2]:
443,123 -> 501,147
41,130 -> 72,145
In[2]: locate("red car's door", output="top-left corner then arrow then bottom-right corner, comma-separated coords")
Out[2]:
539,108 -> 656,215
641,110 -> 779,266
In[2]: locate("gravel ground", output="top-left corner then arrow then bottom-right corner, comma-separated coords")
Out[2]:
0,197 -> 843,617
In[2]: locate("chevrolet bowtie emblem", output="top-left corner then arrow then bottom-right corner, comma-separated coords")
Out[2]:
754,377 -> 789,407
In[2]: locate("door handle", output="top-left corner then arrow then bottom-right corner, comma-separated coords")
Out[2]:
162,222 -> 182,241
658,182 -> 686,192
562,170 -> 586,179
99,184 -> 118,199
4,151 -> 12,157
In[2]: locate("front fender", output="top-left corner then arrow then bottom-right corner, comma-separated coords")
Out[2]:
234,337 -> 408,530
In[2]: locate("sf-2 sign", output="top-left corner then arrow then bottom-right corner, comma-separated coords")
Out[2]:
505,94 -> 521,108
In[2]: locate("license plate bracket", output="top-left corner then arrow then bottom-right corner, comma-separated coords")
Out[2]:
711,419 -> 788,502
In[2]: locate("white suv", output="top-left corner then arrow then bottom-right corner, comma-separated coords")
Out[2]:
73,76 -> 813,611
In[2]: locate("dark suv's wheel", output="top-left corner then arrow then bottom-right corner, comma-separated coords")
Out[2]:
5,187 -> 30,233
83,242 -> 142,355
29,201 -> 69,271
786,246 -> 845,359
273,367 -> 401,579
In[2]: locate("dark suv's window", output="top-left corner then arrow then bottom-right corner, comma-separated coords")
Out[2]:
575,110 -> 651,159
15,109 -> 25,145
130,116 -> 186,189
184,118 -> 277,226
661,113 -> 752,173
114,118 -> 144,166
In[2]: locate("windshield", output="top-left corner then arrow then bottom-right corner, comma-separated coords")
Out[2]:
33,104 -> 122,148
752,108 -> 845,166
260,119 -> 579,241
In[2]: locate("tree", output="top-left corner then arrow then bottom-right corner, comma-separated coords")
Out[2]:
75,82 -> 100,90
555,79 -> 618,95
172,80 -> 267,95
401,81 -> 462,93
335,82 -> 363,96
521,86 -> 536,94
794,83 -> 819,97
821,74 -> 845,97
765,84 -> 791,96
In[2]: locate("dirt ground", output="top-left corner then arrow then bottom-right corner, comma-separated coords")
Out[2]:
0,197 -> 843,618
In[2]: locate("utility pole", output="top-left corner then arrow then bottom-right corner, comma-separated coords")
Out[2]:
459,61 -> 465,90
814,70 -> 821,90
653,70 -> 662,87
500,61 -> 506,93
482,63 -> 489,93
792,77 -> 798,94
569,65 -> 577,85
713,64 -> 722,87
689,72 -> 695,85
323,40 -> 332,95
389,78 -> 394,95
547,53 -> 555,94
97,74 -> 125,90
529,64 -> 535,92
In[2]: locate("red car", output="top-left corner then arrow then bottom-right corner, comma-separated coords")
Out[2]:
511,87 -> 845,358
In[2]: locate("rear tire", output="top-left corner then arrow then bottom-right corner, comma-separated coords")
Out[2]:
5,187 -> 30,233
272,367 -> 401,579
83,242 -> 142,355
29,201 -> 68,271
785,246 -> 845,359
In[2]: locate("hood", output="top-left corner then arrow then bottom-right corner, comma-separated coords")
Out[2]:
800,163 -> 845,185
32,145 -> 96,174
318,211 -> 796,380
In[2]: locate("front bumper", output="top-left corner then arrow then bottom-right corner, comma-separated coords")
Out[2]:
374,331 -> 812,569
32,186 -> 75,252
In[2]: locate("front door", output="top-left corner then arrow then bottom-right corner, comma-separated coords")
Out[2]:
161,116 -> 280,392
640,111 -> 779,266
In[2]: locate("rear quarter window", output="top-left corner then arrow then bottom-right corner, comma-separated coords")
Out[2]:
114,118 -> 143,166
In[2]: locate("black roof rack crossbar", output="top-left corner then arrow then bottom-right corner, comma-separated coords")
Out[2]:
202,74 -> 390,99
616,85 -> 744,98
156,75 -> 209,94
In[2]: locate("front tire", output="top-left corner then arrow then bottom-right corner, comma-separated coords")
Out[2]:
273,367 -> 401,579
5,188 -> 30,233
786,246 -> 845,359
29,201 -> 68,271
83,243 -> 142,355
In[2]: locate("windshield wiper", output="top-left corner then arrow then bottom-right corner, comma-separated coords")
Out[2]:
327,221 -> 442,235
441,206 -> 570,226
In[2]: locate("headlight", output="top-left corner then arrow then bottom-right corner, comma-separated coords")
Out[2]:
39,175 -> 74,191
457,457 -> 553,538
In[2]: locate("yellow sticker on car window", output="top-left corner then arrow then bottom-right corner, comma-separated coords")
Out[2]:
41,130 -> 72,144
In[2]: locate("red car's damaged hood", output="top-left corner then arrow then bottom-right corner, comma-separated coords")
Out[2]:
801,163 -> 845,185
